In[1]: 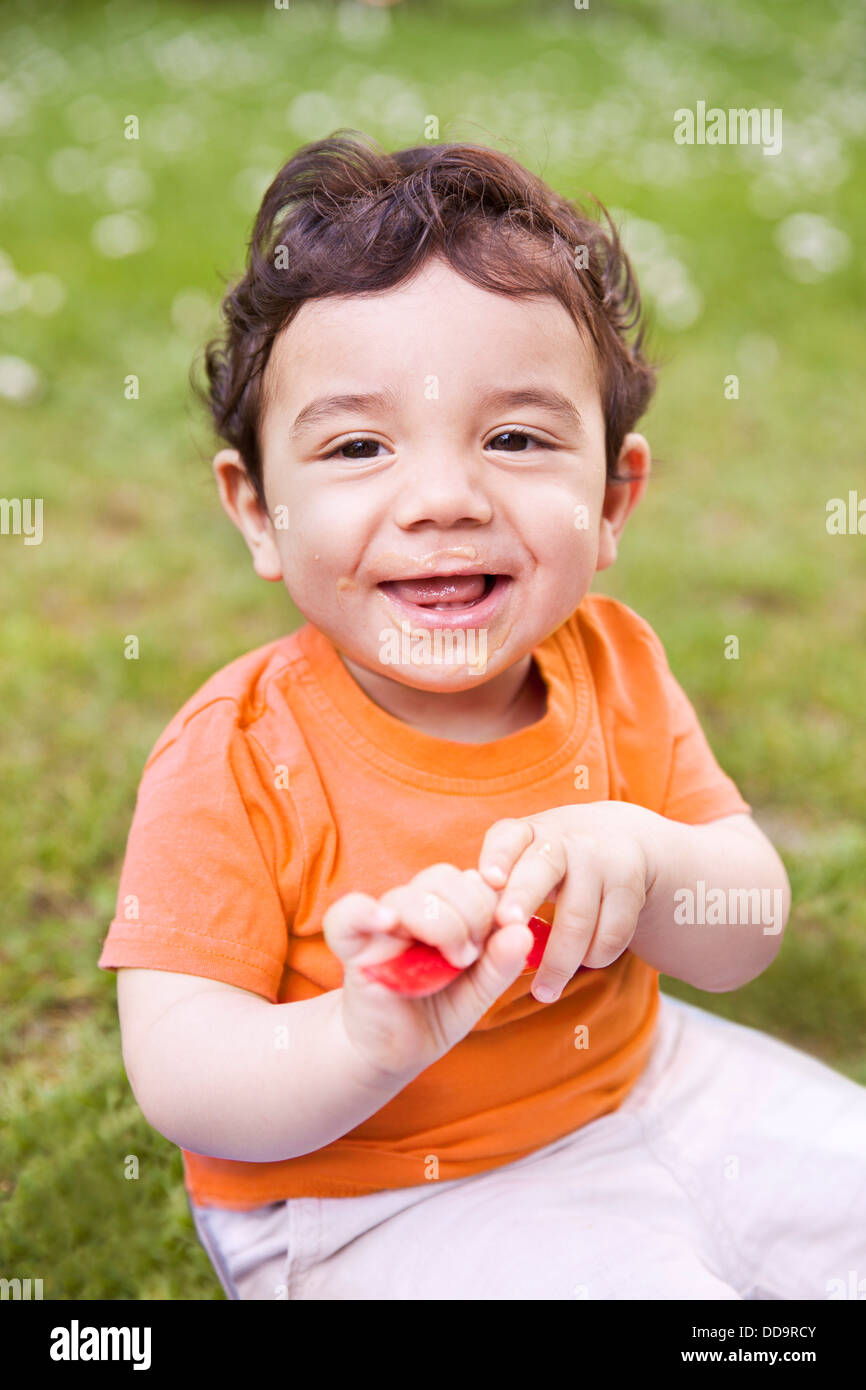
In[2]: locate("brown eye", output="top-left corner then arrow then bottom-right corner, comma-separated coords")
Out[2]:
488,431 -> 548,451
334,439 -> 383,459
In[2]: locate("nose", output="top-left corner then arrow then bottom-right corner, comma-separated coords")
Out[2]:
389,452 -> 494,530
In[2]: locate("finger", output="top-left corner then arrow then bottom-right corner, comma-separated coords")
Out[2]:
322,892 -> 403,963
581,870 -> 647,970
380,870 -> 485,970
531,847 -> 602,1001
347,931 -> 423,970
437,869 -> 501,946
408,864 -> 500,947
493,832 -> 568,928
476,818 -> 535,890
434,920 -> 535,1018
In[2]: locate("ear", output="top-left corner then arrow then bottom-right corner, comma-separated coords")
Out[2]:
212,448 -> 283,582
596,433 -> 652,573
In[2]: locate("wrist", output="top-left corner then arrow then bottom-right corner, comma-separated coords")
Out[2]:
588,800 -> 666,902
637,806 -> 671,904
332,987 -> 423,1097
629,808 -> 685,952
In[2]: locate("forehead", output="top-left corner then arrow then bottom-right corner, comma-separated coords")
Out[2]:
260,258 -> 598,419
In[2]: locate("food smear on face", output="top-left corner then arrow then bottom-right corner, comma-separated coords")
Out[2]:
368,546 -> 487,575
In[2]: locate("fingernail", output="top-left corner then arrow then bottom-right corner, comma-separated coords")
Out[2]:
534,984 -> 559,1003
499,900 -> 525,924
455,942 -> 480,967
481,864 -> 507,887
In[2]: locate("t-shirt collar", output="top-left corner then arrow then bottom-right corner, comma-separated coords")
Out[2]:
292,617 -> 590,785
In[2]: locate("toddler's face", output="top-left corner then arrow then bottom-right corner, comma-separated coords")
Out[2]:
215,256 -> 649,710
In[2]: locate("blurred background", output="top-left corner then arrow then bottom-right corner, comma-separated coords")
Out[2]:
1,0 -> 864,1298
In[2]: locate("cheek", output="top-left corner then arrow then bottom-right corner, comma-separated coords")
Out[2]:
273,490 -> 334,561
521,482 -> 601,558
550,530 -> 599,591
535,492 -> 602,599
274,499 -> 363,598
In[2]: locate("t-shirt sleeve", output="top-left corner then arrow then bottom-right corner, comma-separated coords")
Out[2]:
653,642 -> 751,825
97,699 -> 295,1002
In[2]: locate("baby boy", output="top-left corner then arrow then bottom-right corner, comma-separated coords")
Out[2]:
99,132 -> 866,1301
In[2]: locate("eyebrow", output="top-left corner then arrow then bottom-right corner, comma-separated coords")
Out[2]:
473,386 -> 583,433
288,383 -> 583,440
289,388 -> 401,439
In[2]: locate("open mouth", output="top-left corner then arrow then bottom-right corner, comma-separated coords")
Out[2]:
376,572 -> 513,627
378,573 -> 502,611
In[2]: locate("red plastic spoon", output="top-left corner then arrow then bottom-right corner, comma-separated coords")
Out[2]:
360,915 -> 552,998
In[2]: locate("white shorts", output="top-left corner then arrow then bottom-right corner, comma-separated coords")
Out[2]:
189,992 -> 866,1300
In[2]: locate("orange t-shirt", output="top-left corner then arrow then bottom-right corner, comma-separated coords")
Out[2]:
98,594 -> 749,1207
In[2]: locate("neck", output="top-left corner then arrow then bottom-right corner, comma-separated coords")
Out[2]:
338,651 -> 547,743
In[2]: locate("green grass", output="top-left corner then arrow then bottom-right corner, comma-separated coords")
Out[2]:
1,0 -> 864,1298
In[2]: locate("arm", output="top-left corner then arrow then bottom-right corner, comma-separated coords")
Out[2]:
628,811 -> 791,992
478,805 -> 791,999
117,968 -> 421,1163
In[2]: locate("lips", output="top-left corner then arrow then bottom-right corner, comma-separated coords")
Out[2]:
380,574 -> 493,609
377,572 -> 512,630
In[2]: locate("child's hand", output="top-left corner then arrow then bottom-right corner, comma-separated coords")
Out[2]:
323,864 -> 534,1084
477,802 -> 660,1003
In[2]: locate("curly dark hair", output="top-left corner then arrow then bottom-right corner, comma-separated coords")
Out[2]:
196,129 -> 656,504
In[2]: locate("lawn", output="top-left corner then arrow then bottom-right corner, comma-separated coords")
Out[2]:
1,0 -> 864,1298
